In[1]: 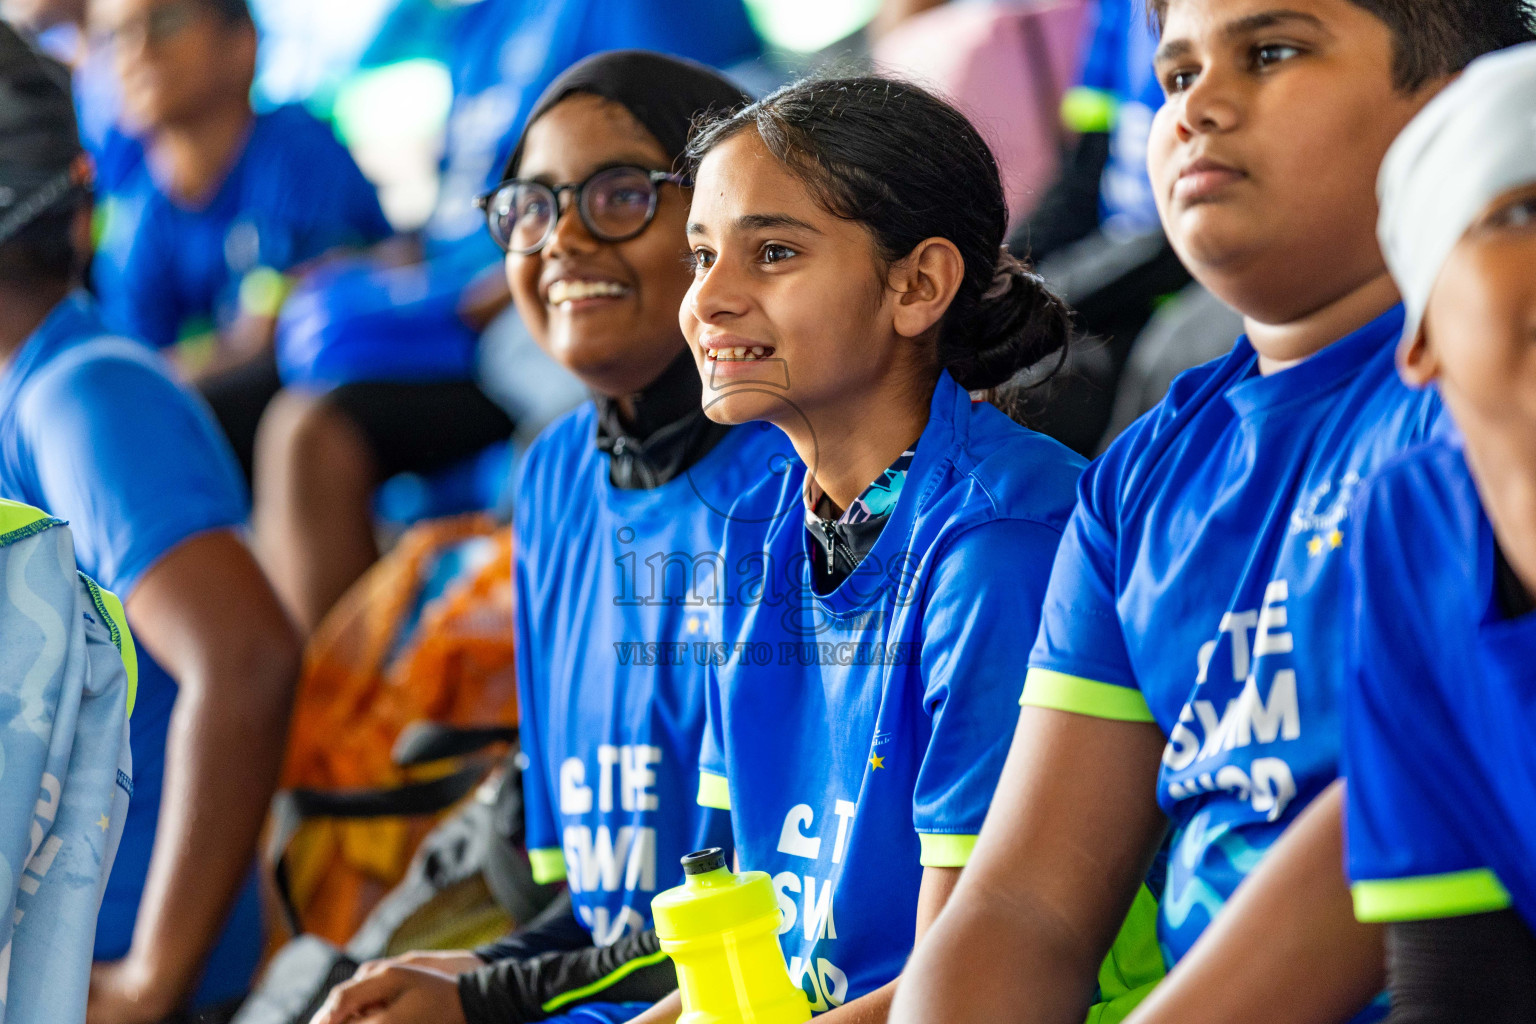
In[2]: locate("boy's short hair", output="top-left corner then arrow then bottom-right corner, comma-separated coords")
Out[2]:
1148,0 -> 1536,91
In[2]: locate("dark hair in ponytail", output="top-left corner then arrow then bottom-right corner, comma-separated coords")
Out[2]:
685,75 -> 1071,396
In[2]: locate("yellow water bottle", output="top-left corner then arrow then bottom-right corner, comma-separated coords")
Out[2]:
652,848 -> 813,1024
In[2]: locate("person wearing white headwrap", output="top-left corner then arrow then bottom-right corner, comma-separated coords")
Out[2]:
1337,38 -> 1536,1024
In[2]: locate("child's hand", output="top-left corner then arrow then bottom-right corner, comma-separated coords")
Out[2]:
309,963 -> 467,1024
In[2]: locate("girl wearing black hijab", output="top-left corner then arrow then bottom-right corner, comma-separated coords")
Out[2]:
310,50 -> 790,1024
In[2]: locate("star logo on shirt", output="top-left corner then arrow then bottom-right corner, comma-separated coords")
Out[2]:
869,754 -> 885,771
97,815 -> 110,832
1307,530 -> 1344,557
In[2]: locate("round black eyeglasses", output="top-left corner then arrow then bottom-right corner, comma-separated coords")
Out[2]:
475,166 -> 689,255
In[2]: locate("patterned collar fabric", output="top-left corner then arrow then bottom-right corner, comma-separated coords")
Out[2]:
804,449 -> 916,592
804,449 -> 917,525
593,349 -> 731,490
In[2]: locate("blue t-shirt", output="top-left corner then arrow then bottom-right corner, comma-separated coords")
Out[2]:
0,293 -> 260,1005
92,104 -> 391,352
1341,437 -> 1530,928
1022,306 -> 1442,997
1074,0 -> 1164,235
698,373 -> 1086,1010
516,403 -> 795,945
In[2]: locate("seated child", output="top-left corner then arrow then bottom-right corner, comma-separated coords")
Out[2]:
309,51 -> 795,1024
91,0 -> 391,390
0,24 -> 300,1018
1341,40 -> 1536,1021
628,75 -> 1158,1024
888,3 -> 1536,1024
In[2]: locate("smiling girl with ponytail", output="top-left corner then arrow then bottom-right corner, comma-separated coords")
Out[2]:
623,75 -> 1159,1024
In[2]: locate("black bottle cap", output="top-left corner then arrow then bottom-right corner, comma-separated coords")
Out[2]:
681,848 -> 727,875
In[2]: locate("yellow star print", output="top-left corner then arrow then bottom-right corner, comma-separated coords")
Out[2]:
97,815 -> 110,832
869,754 -> 885,771
1307,536 -> 1325,557
1328,530 -> 1344,549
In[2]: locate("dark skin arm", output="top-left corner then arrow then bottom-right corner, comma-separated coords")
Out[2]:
89,530 -> 300,1023
1123,780 -> 1383,1024
890,707 -> 1169,1024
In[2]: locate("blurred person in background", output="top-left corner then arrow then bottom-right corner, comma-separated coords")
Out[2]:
250,0 -> 763,636
0,0 -> 144,189
89,0 -> 393,403
0,23 -> 300,1024
1008,0 -> 1240,456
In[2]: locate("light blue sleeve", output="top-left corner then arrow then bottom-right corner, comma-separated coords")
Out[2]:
0,519 -> 133,1023
1342,480 -> 1510,923
1023,454 -> 1153,723
912,518 -> 1067,865
17,342 -> 247,596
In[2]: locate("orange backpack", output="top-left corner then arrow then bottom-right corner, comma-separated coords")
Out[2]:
275,513 -> 518,945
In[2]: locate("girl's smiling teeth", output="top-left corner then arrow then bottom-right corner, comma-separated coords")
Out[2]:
706,345 -> 775,361
547,279 -> 631,306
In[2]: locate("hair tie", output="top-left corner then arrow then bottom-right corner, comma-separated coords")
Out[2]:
983,246 -> 1025,301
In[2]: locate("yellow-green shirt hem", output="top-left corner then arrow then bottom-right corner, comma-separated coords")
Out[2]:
697,771 -> 731,811
1022,668 -> 1155,723
528,847 -> 567,885
1352,868 -> 1512,923
918,833 -> 979,868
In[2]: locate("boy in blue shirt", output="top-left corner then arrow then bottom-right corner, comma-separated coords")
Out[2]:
0,27 -> 300,1023
90,0 -> 391,372
1334,41 -> 1536,1019
891,3 -> 1536,1024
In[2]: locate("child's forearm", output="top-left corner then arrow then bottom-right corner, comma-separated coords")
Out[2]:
625,988 -> 683,1024
806,979 -> 898,1024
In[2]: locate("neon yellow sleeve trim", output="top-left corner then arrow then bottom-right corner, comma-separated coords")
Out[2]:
80,575 -> 138,718
528,847 -> 567,885
1352,868 -> 1512,922
1061,86 -> 1119,134
697,771 -> 732,811
542,950 -> 672,1013
0,498 -> 58,539
1022,668 -> 1155,723
918,833 -> 979,868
